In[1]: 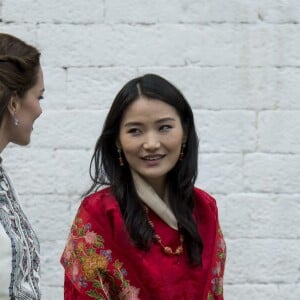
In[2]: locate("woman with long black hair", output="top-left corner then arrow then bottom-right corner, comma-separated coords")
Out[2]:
61,74 -> 226,300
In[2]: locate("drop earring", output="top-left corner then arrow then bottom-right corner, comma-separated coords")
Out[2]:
13,113 -> 19,126
117,148 -> 124,166
179,143 -> 185,161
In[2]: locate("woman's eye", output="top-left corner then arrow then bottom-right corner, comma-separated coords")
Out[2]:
128,128 -> 141,135
160,125 -> 172,131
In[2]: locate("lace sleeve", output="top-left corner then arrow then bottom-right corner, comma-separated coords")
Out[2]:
0,221 -> 12,299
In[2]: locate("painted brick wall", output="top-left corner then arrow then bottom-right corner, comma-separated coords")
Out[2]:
1,1 -> 300,299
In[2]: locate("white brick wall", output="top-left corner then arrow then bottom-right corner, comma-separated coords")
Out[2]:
1,1 -> 299,299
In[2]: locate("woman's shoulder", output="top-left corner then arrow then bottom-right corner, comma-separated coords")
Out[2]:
193,187 -> 218,215
80,187 -> 119,215
74,188 -> 121,235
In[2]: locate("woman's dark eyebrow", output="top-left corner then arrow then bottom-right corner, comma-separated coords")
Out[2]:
124,118 -> 176,127
123,121 -> 143,127
156,117 -> 176,123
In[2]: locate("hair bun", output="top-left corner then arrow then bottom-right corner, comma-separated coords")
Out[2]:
0,55 -> 29,71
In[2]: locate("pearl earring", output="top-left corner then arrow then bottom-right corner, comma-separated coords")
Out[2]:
13,114 -> 19,126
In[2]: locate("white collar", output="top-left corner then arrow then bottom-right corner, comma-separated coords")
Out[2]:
131,169 -> 178,230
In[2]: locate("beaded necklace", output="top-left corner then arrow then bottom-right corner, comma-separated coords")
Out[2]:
144,206 -> 184,256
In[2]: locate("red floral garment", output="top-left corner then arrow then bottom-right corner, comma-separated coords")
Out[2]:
61,188 -> 226,300
206,226 -> 226,299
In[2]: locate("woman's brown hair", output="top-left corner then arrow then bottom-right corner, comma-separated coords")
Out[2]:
0,33 -> 40,124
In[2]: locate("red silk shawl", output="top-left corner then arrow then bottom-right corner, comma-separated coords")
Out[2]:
61,187 -> 226,300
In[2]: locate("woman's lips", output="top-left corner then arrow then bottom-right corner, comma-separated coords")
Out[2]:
142,155 -> 165,161
141,155 -> 165,166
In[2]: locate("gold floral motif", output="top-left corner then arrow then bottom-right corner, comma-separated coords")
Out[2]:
207,292 -> 213,300
82,253 -> 109,281
62,217 -> 140,299
77,242 -> 85,252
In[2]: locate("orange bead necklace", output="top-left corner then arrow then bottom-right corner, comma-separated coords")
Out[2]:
144,206 -> 184,256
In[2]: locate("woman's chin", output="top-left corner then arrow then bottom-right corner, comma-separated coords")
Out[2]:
14,137 -> 31,146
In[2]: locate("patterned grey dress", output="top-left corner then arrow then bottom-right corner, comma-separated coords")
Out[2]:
0,158 -> 41,299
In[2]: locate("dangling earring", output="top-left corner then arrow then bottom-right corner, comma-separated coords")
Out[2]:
179,143 -> 185,161
117,148 -> 124,166
13,113 -> 19,126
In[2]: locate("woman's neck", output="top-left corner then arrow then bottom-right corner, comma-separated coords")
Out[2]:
0,125 -> 9,153
143,177 -> 167,200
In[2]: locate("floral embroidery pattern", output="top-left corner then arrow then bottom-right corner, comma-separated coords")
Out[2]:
208,226 -> 226,299
0,163 -> 40,299
62,217 -> 140,300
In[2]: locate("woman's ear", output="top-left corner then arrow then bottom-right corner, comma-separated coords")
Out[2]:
115,139 -> 121,149
7,93 -> 19,115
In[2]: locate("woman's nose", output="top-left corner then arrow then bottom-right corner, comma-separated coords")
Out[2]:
143,133 -> 160,150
